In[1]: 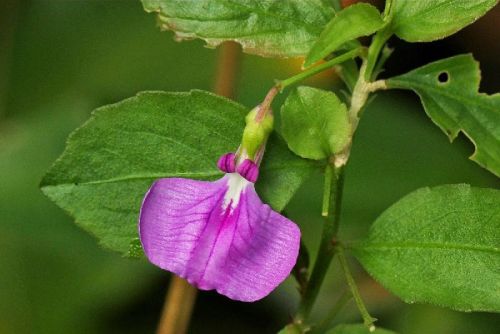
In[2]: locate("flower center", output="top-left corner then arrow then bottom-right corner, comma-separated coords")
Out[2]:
222,173 -> 251,211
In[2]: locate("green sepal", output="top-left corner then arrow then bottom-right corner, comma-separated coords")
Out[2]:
241,107 -> 274,159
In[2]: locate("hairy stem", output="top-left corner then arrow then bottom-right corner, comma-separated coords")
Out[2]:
335,58 -> 387,169
337,246 -> 377,331
156,41 -> 240,334
349,60 -> 370,127
295,164 -> 345,324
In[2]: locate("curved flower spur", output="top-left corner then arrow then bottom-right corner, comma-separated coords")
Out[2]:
139,106 -> 301,302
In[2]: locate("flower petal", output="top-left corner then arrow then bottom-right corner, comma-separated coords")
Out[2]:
139,177 -> 226,275
139,175 -> 300,302
216,185 -> 300,301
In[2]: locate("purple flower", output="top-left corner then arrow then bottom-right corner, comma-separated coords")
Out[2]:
139,152 -> 301,302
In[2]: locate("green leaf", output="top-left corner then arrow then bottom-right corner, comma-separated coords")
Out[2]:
391,0 -> 498,42
387,54 -> 500,177
326,324 -> 397,334
128,238 -> 144,258
281,86 -> 351,160
40,90 -> 315,255
141,0 -> 335,58
256,132 -> 316,210
305,3 -> 385,67
352,184 -> 500,312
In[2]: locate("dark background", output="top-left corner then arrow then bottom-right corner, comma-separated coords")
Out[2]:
0,1 -> 499,333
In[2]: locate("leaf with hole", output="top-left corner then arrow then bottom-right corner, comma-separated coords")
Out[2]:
281,86 -> 351,160
305,3 -> 385,67
391,0 -> 498,42
387,54 -> 500,177
141,0 -> 335,58
326,324 -> 397,334
40,90 -> 315,255
352,184 -> 500,312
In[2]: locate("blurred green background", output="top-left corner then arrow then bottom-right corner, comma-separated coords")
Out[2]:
0,1 -> 499,333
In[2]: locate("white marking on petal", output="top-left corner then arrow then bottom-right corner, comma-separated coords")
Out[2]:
223,173 -> 251,211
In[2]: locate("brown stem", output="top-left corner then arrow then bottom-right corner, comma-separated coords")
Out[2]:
157,277 -> 197,334
156,41 -> 241,334
255,85 -> 279,122
213,41 -> 241,98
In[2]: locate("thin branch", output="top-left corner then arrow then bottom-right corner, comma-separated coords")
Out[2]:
337,246 -> 377,331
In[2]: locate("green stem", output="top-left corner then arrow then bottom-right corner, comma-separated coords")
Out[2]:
321,164 -> 334,217
363,0 -> 393,81
295,164 -> 345,324
255,48 -> 362,123
331,0 -> 342,12
292,239 -> 311,297
371,45 -> 393,80
335,58 -> 359,93
279,48 -> 362,90
364,26 -> 392,81
312,289 -> 352,334
337,246 -> 376,331
336,57 -> 387,169
255,48 -> 363,122
383,0 -> 394,17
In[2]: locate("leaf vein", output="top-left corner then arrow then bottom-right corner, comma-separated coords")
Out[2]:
361,241 -> 499,255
